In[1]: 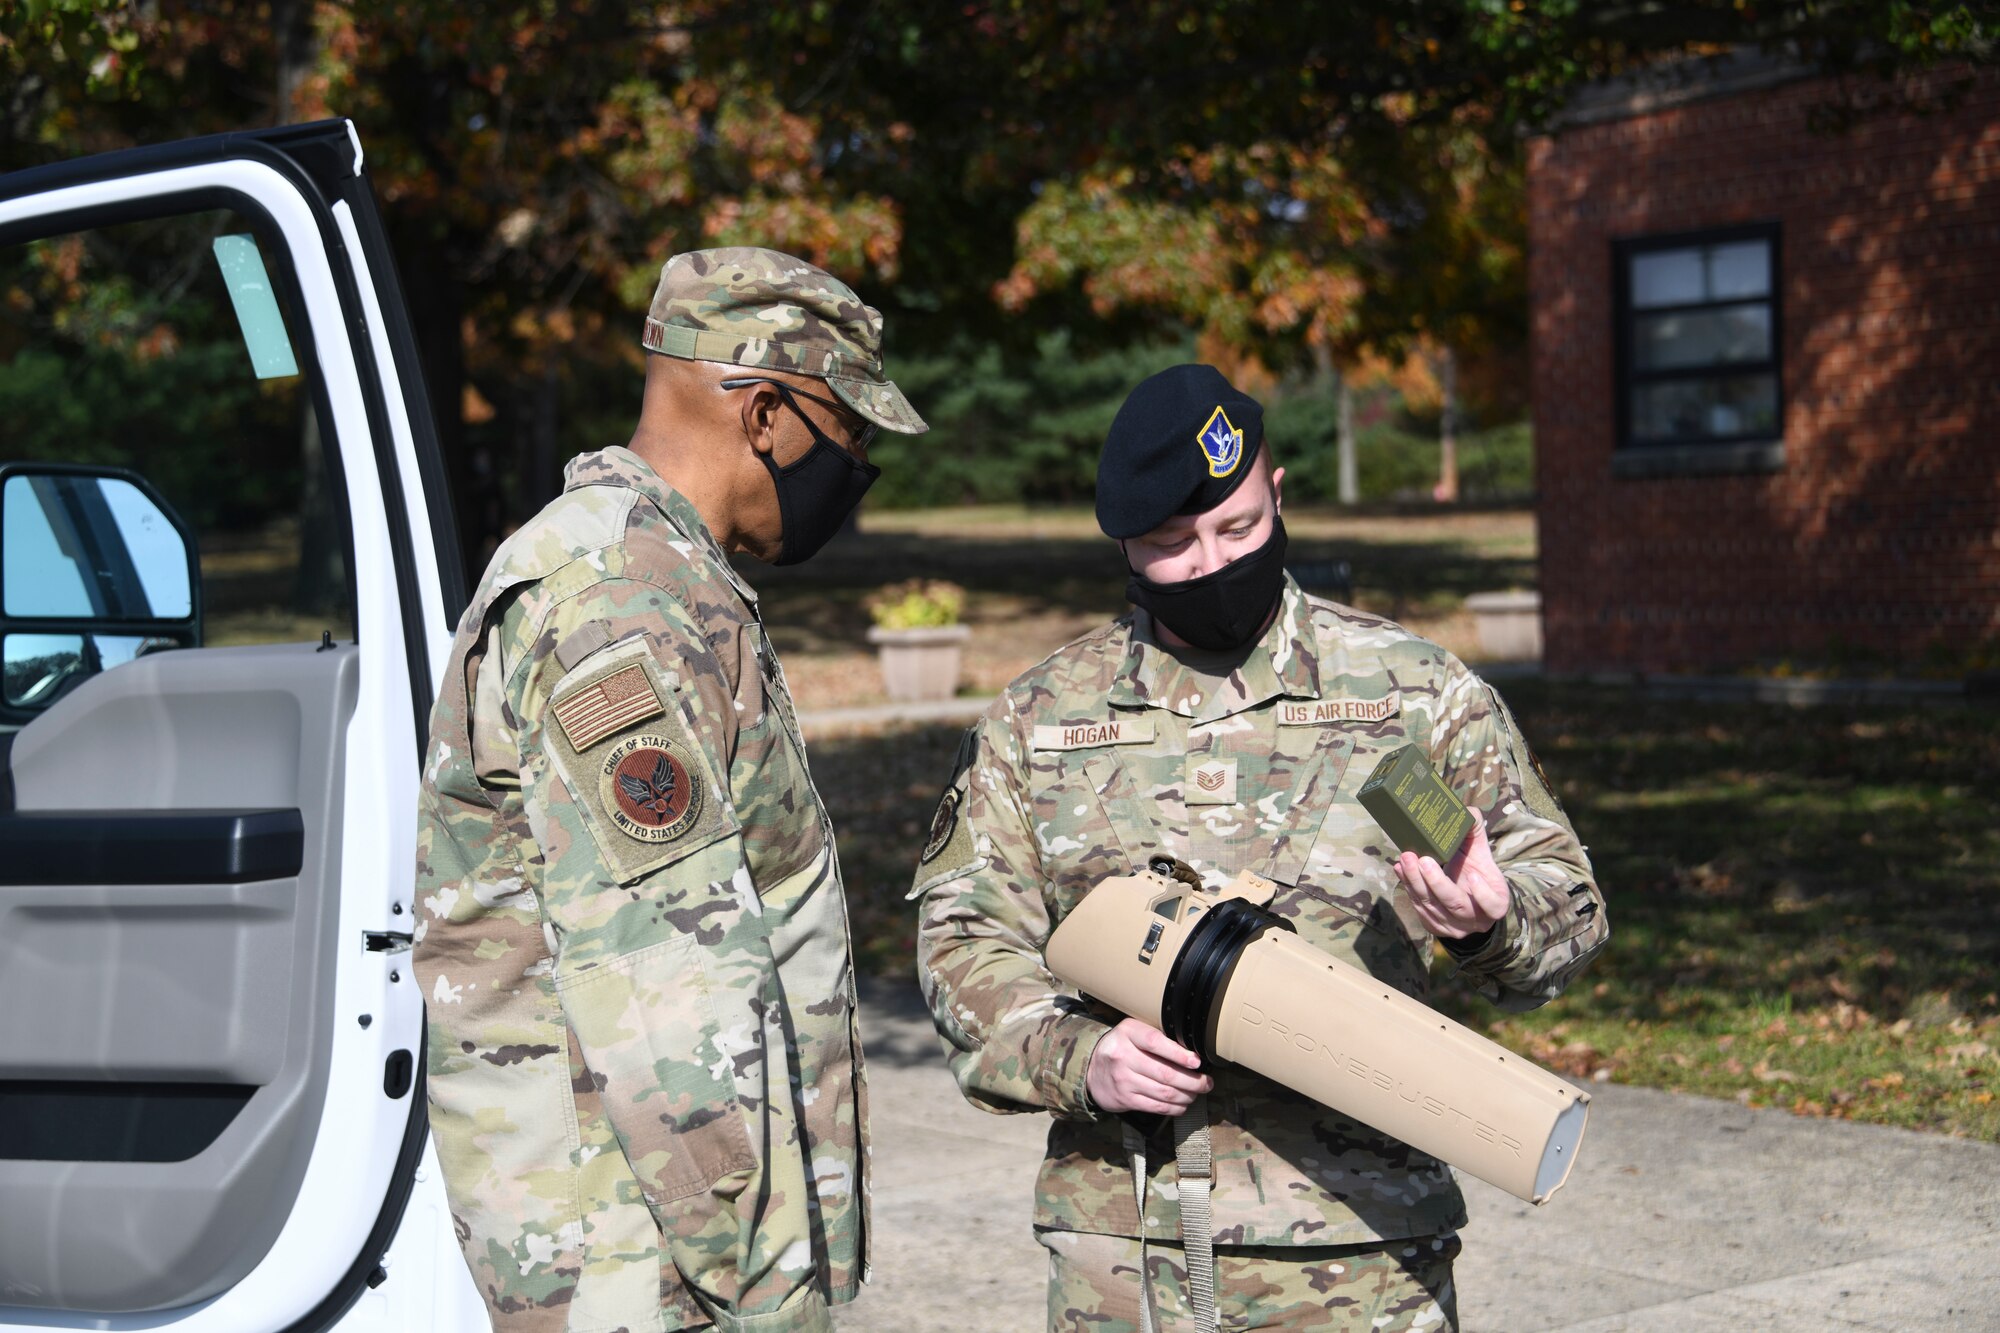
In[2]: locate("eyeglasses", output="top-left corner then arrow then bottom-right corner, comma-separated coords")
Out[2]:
720,376 -> 880,456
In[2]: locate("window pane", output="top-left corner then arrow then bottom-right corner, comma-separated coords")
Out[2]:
1634,303 -> 1772,371
1708,241 -> 1770,300
0,210 -> 353,647
1631,248 -> 1704,308
1632,374 -> 1779,442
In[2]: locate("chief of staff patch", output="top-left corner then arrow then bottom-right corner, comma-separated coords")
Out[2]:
1196,404 -> 1244,478
599,733 -> 703,842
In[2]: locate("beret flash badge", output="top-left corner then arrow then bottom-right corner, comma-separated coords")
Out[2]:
600,733 -> 703,842
1196,406 -> 1244,478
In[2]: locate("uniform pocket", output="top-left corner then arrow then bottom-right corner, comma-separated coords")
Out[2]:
1028,755 -> 1157,924
555,934 -> 757,1204
1274,731 -> 1436,996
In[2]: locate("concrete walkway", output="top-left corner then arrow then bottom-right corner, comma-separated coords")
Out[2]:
841,979 -> 2000,1332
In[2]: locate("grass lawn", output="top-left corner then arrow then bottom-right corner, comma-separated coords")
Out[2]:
1473,680 -> 1999,1142
759,502 -> 1536,709
807,686 -> 2000,1144
779,504 -> 1996,1142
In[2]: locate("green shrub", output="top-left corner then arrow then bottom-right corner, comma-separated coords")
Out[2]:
866,579 -> 966,629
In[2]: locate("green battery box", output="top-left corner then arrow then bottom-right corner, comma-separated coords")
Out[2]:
1356,743 -> 1474,864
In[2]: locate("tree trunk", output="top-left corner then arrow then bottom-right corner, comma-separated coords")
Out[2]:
1336,367 -> 1358,506
275,0 -> 346,622
273,0 -> 314,125
399,238 -> 478,574
290,408 -> 348,621
1313,341 -> 1359,506
1435,345 -> 1460,504
382,51 -> 479,579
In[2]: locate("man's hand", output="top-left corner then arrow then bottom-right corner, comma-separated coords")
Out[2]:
1085,1018 -> 1212,1115
1395,806 -> 1510,940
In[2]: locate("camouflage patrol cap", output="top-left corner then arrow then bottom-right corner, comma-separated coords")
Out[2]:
643,246 -> 928,435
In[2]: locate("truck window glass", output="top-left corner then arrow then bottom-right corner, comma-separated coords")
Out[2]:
0,206 -> 355,650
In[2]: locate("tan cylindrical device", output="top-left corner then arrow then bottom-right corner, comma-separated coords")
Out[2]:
1045,865 -> 1590,1205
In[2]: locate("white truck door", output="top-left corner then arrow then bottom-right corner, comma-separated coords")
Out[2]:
0,122 -> 488,1332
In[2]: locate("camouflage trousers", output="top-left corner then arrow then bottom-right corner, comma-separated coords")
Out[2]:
1039,1228 -> 1460,1332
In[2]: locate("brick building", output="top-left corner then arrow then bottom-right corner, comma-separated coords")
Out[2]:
1529,57 -> 1999,675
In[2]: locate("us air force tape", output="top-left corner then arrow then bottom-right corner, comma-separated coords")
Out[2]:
1045,867 -> 1592,1205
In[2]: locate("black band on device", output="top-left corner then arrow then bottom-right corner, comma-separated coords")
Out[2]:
1159,897 -> 1285,1059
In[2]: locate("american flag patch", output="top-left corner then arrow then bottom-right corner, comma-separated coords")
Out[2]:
551,663 -> 664,752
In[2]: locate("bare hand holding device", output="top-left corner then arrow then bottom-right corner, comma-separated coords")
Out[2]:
1084,1018 -> 1214,1115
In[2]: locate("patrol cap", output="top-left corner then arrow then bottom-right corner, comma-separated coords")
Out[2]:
643,246 -> 928,435
1095,364 -> 1264,538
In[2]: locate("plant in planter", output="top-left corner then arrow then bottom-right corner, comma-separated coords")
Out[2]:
865,579 -> 971,703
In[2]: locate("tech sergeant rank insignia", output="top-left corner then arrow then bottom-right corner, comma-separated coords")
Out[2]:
600,732 -> 703,842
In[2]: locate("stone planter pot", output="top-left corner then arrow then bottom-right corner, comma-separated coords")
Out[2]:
867,624 -> 972,703
1464,590 -> 1543,662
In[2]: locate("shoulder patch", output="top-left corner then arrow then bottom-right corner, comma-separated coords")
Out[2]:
600,733 -> 703,842
909,724 -> 984,897
1485,684 -> 1575,835
542,636 -> 737,883
551,658 -> 664,751
920,786 -> 962,864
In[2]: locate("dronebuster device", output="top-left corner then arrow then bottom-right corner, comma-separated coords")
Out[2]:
1045,864 -> 1591,1205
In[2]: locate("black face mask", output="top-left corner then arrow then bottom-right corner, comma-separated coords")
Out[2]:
1125,516 -> 1289,652
725,377 -> 882,566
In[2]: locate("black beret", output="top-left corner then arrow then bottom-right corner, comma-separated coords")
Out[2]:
1094,364 -> 1265,539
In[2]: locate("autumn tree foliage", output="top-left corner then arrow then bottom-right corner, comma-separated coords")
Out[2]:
3,2 -> 1994,547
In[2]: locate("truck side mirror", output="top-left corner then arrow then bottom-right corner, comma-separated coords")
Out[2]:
0,463 -> 201,724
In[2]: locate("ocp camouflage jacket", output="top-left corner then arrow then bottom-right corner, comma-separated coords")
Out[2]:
912,579 -> 1607,1246
413,447 -> 867,1333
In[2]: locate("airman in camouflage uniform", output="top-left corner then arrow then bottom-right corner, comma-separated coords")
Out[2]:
912,365 -> 1607,1331
414,248 -> 926,1332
